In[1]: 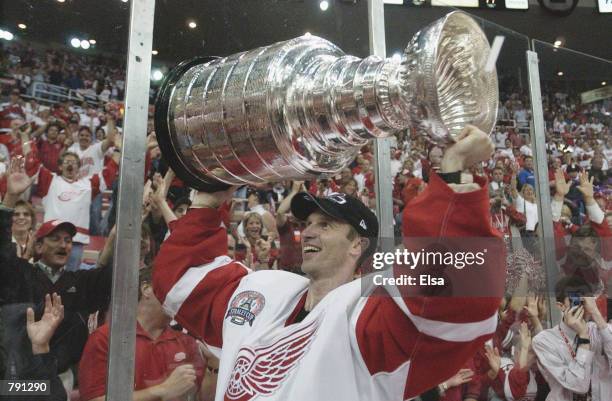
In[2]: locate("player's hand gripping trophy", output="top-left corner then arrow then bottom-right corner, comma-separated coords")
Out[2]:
154,11 -> 498,192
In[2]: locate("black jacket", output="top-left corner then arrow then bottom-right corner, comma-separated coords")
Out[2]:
0,205 -> 112,375
0,352 -> 67,401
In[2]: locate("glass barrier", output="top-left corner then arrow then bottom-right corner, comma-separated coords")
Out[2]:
533,39 -> 611,320
0,0 -> 129,400
383,6 -> 536,275
142,3 -> 536,401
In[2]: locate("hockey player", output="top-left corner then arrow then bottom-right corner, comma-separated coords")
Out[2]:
153,125 -> 504,401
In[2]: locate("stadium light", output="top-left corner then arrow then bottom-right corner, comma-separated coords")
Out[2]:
553,37 -> 564,48
56,0 -> 65,3
320,0 -> 330,11
89,39 -> 96,44
152,50 -> 159,55
304,32 -> 312,37
390,52 -> 402,64
0,30 -> 14,41
70,38 -> 81,48
188,21 -> 197,29
603,81 -> 607,86
81,40 -> 91,49
152,70 -> 164,81
557,71 -> 564,76
17,24 -> 26,30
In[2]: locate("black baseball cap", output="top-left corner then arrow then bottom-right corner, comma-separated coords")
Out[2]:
290,192 -> 379,239
566,164 -> 580,173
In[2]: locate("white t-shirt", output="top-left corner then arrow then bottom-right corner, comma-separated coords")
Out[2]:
78,113 -> 100,129
498,148 -> 516,161
516,194 -> 538,231
353,173 -> 366,192
41,173 -> 106,244
572,146 -> 585,159
588,122 -> 604,133
98,89 -> 111,103
494,131 -> 508,149
68,141 -> 105,178
514,109 -> 528,125
554,120 -> 568,133
520,145 -> 533,157
390,159 -> 402,178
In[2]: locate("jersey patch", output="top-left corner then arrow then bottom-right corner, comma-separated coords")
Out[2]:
224,320 -> 319,401
226,291 -> 266,327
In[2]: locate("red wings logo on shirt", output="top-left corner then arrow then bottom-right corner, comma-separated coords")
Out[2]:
57,189 -> 86,201
224,320 -> 319,401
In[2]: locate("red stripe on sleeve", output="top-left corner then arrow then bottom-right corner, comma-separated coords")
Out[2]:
36,167 -> 53,197
174,263 -> 246,347
153,206 -> 246,346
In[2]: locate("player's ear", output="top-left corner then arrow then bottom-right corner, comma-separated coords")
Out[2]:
349,237 -> 367,259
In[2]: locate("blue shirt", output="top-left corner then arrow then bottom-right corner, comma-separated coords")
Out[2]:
518,168 -> 535,188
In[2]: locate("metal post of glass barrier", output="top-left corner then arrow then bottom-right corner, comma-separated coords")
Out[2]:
106,0 -> 155,399
368,0 -> 395,253
526,50 -> 559,326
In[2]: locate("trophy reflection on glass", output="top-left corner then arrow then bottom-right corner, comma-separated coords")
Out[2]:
155,11 -> 498,192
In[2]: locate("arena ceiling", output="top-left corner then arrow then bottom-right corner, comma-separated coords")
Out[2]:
2,0 -> 610,85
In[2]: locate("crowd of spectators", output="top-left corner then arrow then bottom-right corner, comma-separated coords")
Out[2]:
1,40 -> 129,105
0,40 -> 610,401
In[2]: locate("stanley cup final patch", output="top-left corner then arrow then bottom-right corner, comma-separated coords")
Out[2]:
226,291 -> 266,326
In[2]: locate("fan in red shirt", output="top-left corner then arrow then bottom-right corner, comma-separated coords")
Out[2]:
79,267 -> 211,401
35,122 -> 65,173
0,89 -> 26,143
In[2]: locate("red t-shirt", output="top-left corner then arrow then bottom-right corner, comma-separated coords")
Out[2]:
36,138 -> 65,173
401,177 -> 423,206
78,322 -> 205,401
0,102 -> 26,135
277,218 -> 303,273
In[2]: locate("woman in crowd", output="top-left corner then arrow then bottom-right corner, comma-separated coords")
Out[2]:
511,176 -> 539,237
340,178 -> 359,197
94,127 -> 105,142
237,212 -> 277,270
11,199 -> 36,260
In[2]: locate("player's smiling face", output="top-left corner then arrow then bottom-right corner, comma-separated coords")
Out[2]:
300,211 -> 354,279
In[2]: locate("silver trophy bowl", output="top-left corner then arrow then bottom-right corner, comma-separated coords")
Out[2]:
155,11 -> 498,191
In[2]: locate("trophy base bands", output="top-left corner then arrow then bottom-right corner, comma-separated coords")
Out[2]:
0,380 -> 50,396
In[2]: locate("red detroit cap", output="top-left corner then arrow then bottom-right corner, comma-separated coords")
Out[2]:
35,220 -> 77,240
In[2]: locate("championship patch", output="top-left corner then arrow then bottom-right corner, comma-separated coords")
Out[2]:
226,291 -> 266,326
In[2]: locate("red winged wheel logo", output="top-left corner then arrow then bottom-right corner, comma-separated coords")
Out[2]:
224,320 -> 319,401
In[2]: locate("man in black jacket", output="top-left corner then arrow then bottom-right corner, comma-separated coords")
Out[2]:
0,157 -> 112,387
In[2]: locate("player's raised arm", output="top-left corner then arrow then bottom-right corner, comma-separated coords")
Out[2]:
355,126 -> 505,399
152,186 -> 249,356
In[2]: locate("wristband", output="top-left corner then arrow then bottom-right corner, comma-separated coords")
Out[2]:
577,337 -> 590,345
437,171 -> 462,184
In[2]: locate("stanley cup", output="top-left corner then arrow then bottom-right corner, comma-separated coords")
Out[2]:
155,11 -> 498,191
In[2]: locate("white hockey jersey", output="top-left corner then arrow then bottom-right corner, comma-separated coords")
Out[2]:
153,174 -> 505,401
38,167 -> 104,244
